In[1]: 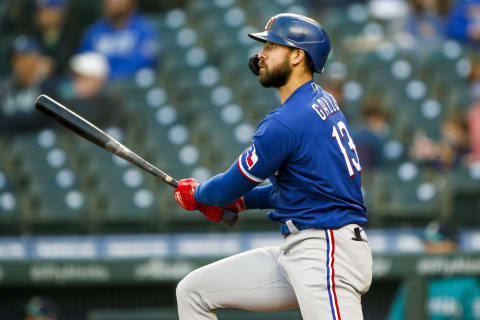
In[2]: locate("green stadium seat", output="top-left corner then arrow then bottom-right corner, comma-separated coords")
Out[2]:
88,308 -> 302,320
448,165 -> 480,226
151,14 -> 179,51
2,3 -> 478,235
0,170 -> 22,233
368,164 -> 450,226
95,187 -> 160,233
187,0 -> 230,30
23,189 -> 92,233
88,309 -> 177,320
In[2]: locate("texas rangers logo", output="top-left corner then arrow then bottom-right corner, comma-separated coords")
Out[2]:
246,145 -> 259,170
265,17 -> 276,31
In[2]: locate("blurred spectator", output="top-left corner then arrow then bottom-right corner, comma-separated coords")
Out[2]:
320,73 -> 349,117
468,103 -> 480,162
388,221 -> 480,320
0,35 -> 55,133
58,51 -> 123,128
9,35 -> 53,88
468,55 -> 480,101
352,97 -> 391,170
447,0 -> 480,44
69,52 -> 110,99
320,74 -> 345,107
78,0 -> 159,81
33,0 -> 79,76
0,1 -> 36,36
23,296 -> 59,320
467,56 -> 480,163
422,220 -> 459,253
410,110 -> 470,171
392,0 -> 451,50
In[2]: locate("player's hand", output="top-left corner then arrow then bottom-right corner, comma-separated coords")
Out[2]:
198,204 -> 224,222
223,197 -> 246,214
174,178 -> 200,210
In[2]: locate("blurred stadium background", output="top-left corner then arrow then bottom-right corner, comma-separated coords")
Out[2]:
1,0 -> 480,319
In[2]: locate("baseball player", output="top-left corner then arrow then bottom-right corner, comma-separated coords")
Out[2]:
173,13 -> 372,320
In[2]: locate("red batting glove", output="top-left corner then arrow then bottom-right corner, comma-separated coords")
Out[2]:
174,178 -> 200,210
198,204 -> 224,222
223,197 -> 246,214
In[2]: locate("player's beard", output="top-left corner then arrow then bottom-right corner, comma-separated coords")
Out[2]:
259,58 -> 292,88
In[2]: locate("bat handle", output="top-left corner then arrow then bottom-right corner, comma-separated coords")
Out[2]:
166,177 -> 238,227
221,209 -> 239,226
164,176 -> 178,188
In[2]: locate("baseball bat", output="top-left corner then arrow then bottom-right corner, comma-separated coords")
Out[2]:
34,94 -> 238,226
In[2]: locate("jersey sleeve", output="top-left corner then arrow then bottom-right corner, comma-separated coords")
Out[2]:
194,162 -> 258,206
244,185 -> 274,209
237,117 -> 296,183
194,117 -> 295,207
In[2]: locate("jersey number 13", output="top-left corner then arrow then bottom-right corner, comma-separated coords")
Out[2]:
332,121 -> 361,177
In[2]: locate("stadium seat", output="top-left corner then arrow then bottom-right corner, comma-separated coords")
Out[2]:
22,189 -> 92,233
88,308 -> 302,320
88,309 -> 178,320
95,187 -> 160,233
0,170 -> 22,233
2,1 -> 479,235
448,165 -> 480,226
368,165 -> 451,226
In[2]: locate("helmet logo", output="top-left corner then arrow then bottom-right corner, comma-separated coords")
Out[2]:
265,17 -> 276,31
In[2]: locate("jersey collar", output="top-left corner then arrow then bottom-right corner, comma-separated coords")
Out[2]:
282,80 -> 317,106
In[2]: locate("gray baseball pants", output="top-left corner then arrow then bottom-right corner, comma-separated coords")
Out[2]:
176,223 -> 372,320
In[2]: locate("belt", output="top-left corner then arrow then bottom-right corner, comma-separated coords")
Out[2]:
281,222 -> 364,241
280,220 -> 310,238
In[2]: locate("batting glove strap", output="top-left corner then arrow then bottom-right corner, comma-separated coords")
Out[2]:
174,178 -> 200,211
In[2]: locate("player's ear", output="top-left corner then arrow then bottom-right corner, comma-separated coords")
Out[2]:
290,49 -> 305,68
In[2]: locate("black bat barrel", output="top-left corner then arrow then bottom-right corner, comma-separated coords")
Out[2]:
35,95 -> 111,150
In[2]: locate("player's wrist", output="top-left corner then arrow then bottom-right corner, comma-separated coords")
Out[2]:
174,178 -> 200,210
223,197 -> 246,213
198,204 -> 224,222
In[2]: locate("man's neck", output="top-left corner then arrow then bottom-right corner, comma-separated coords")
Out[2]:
277,72 -> 313,104
110,13 -> 131,28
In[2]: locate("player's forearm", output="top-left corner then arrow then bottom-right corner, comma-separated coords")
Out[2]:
194,163 -> 257,206
244,185 -> 273,209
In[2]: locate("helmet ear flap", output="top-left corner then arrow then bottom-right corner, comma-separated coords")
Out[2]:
248,54 -> 260,76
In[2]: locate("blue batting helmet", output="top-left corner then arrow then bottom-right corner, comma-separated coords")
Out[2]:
248,13 -> 331,73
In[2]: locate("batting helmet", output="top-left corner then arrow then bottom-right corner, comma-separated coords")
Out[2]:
248,13 -> 331,73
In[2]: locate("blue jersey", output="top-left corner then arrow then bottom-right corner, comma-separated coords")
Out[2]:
447,0 -> 480,42
236,80 -> 366,229
79,13 -> 159,80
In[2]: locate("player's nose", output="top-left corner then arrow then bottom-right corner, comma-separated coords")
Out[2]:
258,46 -> 267,61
